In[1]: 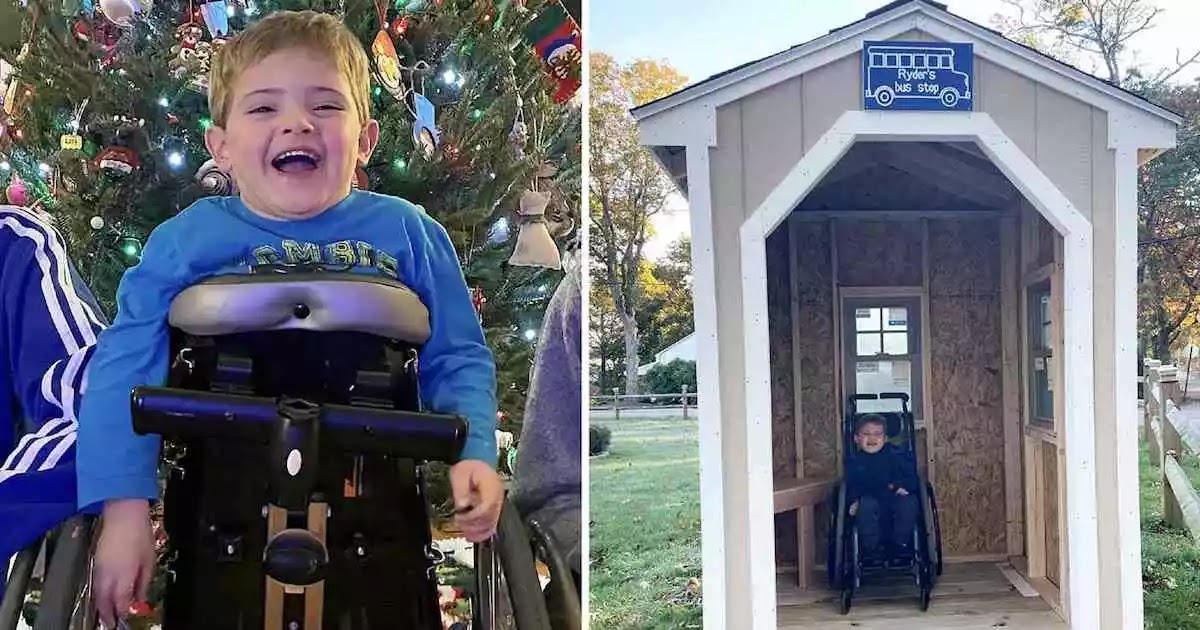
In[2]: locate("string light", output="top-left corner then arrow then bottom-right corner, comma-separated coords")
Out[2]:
0,162 -> 10,171
167,152 -> 184,168
158,97 -> 169,107
393,158 -> 407,170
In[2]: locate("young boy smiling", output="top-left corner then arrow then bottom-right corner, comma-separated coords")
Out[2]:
76,12 -> 502,626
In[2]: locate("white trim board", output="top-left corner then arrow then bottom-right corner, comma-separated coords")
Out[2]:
633,3 -> 1179,151
683,143 -> 727,630
737,110 -> 1100,630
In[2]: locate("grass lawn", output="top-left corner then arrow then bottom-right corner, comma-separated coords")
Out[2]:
1140,436 -> 1200,629
589,418 -> 702,629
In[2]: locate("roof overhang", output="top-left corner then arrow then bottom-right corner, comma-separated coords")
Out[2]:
632,0 -> 1181,153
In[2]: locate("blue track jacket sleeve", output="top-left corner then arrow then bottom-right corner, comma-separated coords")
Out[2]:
76,224 -> 188,511
407,217 -> 498,465
0,208 -> 105,432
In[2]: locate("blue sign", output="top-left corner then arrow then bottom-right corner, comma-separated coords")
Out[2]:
862,41 -> 974,111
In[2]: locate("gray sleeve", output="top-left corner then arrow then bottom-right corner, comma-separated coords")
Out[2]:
510,260 -> 582,573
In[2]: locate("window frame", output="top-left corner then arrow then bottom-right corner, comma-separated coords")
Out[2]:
841,294 -> 924,420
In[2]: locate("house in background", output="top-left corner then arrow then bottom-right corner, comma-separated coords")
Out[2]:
632,0 -> 1179,628
637,332 -> 696,376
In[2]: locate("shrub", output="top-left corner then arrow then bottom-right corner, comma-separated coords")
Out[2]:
590,425 -> 612,456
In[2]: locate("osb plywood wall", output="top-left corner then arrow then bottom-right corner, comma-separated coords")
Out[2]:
928,219 -> 1008,556
794,222 -> 838,479
768,228 -> 796,479
835,220 -> 924,286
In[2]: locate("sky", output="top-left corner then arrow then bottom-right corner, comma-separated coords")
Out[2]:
592,0 -> 1200,259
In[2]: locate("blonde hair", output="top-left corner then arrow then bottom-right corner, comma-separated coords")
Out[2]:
208,10 -> 371,127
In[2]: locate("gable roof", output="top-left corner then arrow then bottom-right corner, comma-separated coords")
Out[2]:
630,0 -> 1181,125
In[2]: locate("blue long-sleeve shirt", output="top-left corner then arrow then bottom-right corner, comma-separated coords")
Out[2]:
76,191 -> 497,511
0,205 -> 107,561
846,444 -> 919,502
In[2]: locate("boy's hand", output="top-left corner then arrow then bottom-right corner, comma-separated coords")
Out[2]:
450,460 -> 504,542
895,487 -> 909,496
848,500 -> 859,516
93,499 -> 156,629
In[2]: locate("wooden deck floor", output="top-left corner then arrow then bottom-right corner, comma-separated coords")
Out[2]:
777,562 -> 1067,629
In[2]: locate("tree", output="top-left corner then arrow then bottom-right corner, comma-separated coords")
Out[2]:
640,236 -> 692,359
2,0 -> 580,433
589,278 -> 625,394
589,51 -> 686,394
992,0 -> 1200,86
994,0 -> 1200,360
1132,81 -> 1200,358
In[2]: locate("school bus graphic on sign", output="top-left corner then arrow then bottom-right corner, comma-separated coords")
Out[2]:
863,43 -> 972,109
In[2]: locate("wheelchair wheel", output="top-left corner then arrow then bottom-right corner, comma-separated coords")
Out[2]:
826,483 -> 848,590
919,584 -> 931,612
36,515 -> 97,630
926,481 -> 943,578
0,540 -> 39,630
838,588 -> 852,615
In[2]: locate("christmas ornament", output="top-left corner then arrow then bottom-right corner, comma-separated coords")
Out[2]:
99,0 -> 149,25
5,175 -> 28,206
199,0 -> 230,37
371,30 -> 406,100
175,22 -> 205,50
523,2 -> 581,104
470,287 -> 486,320
413,93 -> 439,159
507,189 -> 560,269
509,95 -> 528,158
90,216 -> 105,230
4,81 -> 32,119
536,162 -> 575,240
60,98 -> 88,154
195,158 -> 235,195
96,145 -> 139,176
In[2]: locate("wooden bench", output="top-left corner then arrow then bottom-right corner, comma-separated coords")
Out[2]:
773,476 -> 837,589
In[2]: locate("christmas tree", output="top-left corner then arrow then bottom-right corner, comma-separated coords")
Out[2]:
2,0 -> 580,432
4,0 -> 579,624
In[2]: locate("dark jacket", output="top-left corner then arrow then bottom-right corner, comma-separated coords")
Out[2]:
846,443 -> 918,502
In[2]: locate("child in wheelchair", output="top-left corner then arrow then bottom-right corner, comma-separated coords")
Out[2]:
75,11 -> 503,627
846,414 -> 920,568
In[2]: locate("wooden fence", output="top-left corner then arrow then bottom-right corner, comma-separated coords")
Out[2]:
590,389 -> 698,420
1144,360 -> 1200,542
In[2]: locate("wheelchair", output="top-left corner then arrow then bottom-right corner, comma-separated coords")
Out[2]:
1,264 -> 580,630
824,392 -> 942,615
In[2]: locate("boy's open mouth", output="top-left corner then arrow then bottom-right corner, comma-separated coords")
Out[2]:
271,149 -> 321,173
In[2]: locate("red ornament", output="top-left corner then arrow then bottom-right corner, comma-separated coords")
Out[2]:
391,16 -> 410,36
95,146 -> 139,176
471,287 -> 486,319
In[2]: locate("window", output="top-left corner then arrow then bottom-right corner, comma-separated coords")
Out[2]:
914,55 -> 926,67
886,54 -> 898,67
871,53 -> 884,66
899,54 -> 913,67
1027,282 -> 1054,424
843,297 -> 922,417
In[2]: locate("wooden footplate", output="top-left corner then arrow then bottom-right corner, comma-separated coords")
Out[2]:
264,503 -> 328,630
